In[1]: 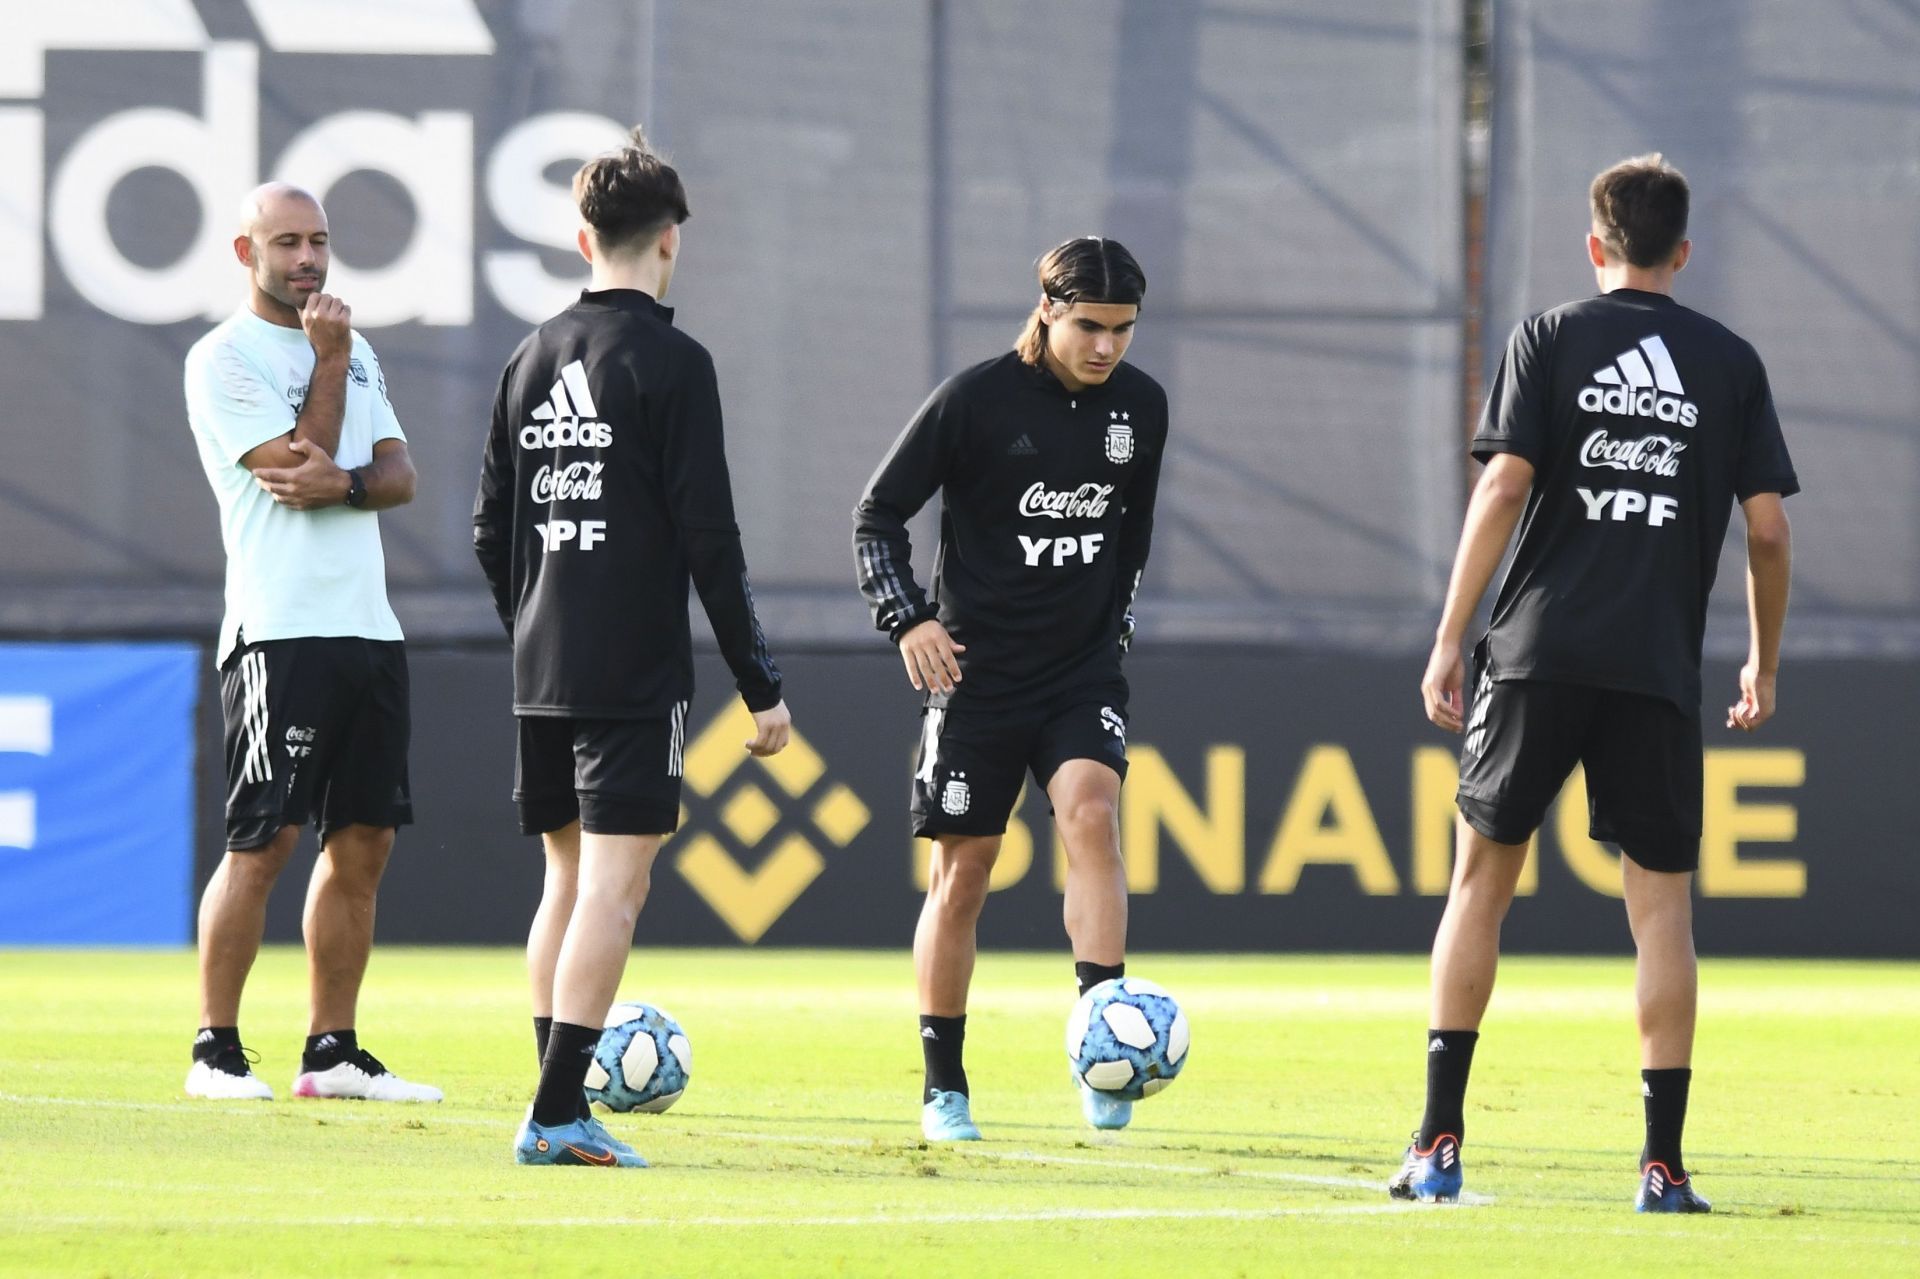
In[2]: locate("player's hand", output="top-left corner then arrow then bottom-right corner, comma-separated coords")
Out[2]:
300,292 -> 352,362
254,438 -> 348,510
898,619 -> 965,694
1421,638 -> 1465,733
745,700 -> 791,757
1727,664 -> 1776,731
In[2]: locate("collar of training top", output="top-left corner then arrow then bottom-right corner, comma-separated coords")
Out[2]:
1599,287 -> 1678,306
575,288 -> 675,324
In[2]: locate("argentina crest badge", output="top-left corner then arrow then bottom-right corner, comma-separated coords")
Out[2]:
1105,410 -> 1134,463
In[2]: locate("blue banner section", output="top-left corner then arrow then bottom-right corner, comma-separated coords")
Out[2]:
0,644 -> 198,943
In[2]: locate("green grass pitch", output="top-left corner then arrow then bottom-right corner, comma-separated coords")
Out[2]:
1,948 -> 1915,1277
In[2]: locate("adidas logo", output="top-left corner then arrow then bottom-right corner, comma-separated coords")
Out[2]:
1429,1037 -> 1447,1052
314,1034 -> 338,1052
518,359 -> 612,448
1577,334 -> 1698,427
194,1029 -> 215,1046
1007,433 -> 1038,457
921,1027 -> 939,1040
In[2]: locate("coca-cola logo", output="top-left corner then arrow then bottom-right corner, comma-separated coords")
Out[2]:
1018,481 -> 1113,520
1579,429 -> 1686,478
530,460 -> 605,503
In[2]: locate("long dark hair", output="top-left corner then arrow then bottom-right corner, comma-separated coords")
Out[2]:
1014,236 -> 1147,365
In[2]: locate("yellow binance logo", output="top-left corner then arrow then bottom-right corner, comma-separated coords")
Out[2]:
673,702 -> 870,942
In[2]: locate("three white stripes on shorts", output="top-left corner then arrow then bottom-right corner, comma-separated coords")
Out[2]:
668,700 -> 688,778
914,707 -> 945,784
238,650 -> 273,784
1462,666 -> 1493,761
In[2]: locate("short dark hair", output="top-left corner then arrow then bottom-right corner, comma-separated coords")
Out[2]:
1589,153 -> 1689,268
573,126 -> 690,254
1014,236 -> 1147,365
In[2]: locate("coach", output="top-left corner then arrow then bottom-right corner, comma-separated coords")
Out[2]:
180,182 -> 438,1104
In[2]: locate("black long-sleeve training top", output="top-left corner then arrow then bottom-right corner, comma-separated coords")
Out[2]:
854,350 -> 1167,705
474,288 -> 781,718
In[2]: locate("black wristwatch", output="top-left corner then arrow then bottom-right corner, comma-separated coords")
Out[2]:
344,468 -> 368,509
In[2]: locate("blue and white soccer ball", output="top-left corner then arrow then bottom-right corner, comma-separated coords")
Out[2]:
1066,977 -> 1190,1101
585,1002 -> 691,1114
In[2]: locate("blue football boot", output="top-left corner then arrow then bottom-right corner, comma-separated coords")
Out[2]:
513,1108 -> 648,1167
921,1089 -> 982,1141
1387,1131 -> 1463,1203
1079,1080 -> 1133,1131
1635,1162 -> 1710,1213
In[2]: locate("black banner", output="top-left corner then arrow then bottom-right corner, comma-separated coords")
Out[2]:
197,646 -> 1914,957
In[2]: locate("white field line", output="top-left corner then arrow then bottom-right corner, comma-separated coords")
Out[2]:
8,1209 -> 1912,1247
36,1093 -> 1920,1235
8,1203 -> 1432,1230
0,1091 -> 1472,1200
4,1189 -> 1909,1247
969,1147 -> 1492,1201
0,1092 -> 503,1128
704,1129 -> 1488,1199
0,1090 -> 1390,1182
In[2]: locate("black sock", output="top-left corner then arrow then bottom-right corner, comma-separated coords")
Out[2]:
534,1016 -> 553,1066
302,1028 -> 358,1072
919,1015 -> 968,1103
193,1026 -> 240,1063
1418,1028 -> 1479,1147
531,1021 -> 600,1126
1074,961 -> 1125,996
1640,1067 -> 1692,1177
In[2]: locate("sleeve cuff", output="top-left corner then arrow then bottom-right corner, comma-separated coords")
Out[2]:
227,423 -> 295,468
1736,477 -> 1801,501
887,606 -> 934,642
1470,437 -> 1536,466
741,682 -> 784,713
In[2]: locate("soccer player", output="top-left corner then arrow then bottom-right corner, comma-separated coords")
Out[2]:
182,183 -> 440,1103
1389,155 -> 1796,1211
854,237 -> 1167,1141
474,127 -> 790,1168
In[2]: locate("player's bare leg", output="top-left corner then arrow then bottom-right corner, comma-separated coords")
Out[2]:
304,822 -> 393,1035
549,832 -> 662,1026
1392,816 -> 1528,1199
1049,759 -> 1133,1129
1049,759 -> 1126,966
516,832 -> 661,1167
1429,816 -> 1529,1031
1623,856 -> 1706,1209
915,833 -> 999,1139
528,821 -> 582,1058
187,824 -> 297,1098
292,823 -> 438,1101
197,824 -> 299,1028
1622,859 -> 1696,1068
916,834 -> 1001,1015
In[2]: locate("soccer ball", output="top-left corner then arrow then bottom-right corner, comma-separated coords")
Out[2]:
584,1002 -> 691,1113
1065,977 -> 1189,1101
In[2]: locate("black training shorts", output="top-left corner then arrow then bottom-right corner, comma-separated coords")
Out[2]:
910,681 -> 1129,839
1455,668 -> 1703,873
220,636 -> 412,850
514,703 -> 688,837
